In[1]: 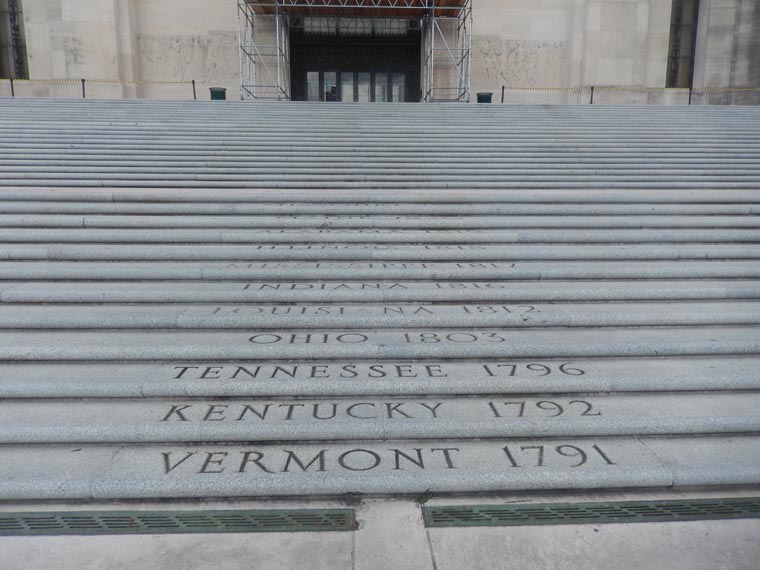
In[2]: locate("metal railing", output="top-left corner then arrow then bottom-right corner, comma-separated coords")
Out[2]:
2,77 -> 760,104
0,78 -> 198,100
496,84 -> 760,105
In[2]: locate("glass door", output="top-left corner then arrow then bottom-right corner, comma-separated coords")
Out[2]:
323,72 -> 338,102
306,71 -> 407,102
357,73 -> 371,102
374,73 -> 388,102
340,72 -> 354,102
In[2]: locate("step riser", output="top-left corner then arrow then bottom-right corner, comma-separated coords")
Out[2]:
0,99 -> 758,501
3,244 -> 757,261
0,436 -> 757,500
4,281 -> 758,303
2,215 -> 759,229
0,262 -> 757,281
1,229 -> 759,243
0,302 -> 756,329
2,393 -> 760,443
1,358 -> 757,398
0,327 -> 755,360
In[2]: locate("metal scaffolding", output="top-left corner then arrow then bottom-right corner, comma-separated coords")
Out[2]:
7,0 -> 27,79
237,0 -> 472,102
238,0 -> 291,100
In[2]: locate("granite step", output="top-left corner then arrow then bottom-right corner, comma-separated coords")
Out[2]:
0,99 -> 758,502
0,435 -> 758,500
3,243 -> 758,261
0,201 -> 758,216
1,357 -> 757,398
1,228 -> 759,243
2,280 -> 757,303
1,261 -> 758,281
0,326 -> 755,361
0,187 -> 757,202
0,301 -> 756,329
0,100 -> 758,189
2,214 -> 760,229
2,393 -> 760,444
5,179 -> 759,190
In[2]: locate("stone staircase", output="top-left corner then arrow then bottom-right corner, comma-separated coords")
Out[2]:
0,98 -> 758,502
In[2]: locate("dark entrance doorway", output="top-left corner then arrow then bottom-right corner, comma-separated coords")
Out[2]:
290,19 -> 421,102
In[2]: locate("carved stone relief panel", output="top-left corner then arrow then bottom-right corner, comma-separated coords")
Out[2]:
138,32 -> 238,83
472,36 -> 567,89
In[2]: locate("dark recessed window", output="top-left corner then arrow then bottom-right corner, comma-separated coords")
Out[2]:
666,0 -> 700,88
0,0 -> 29,79
306,71 -> 407,102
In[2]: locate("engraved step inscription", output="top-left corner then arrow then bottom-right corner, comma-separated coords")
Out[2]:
0,99 -> 759,501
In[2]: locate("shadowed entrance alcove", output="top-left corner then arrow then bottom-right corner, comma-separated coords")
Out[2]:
238,0 -> 472,102
289,22 -> 421,102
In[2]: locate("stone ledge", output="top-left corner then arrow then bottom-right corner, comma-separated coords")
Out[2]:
0,356 -> 756,398
0,435 -> 759,500
0,326 -> 755,360
1,392 -> 760,443
0,301 -> 756,329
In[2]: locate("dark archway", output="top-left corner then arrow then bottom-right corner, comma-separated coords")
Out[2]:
289,22 -> 421,102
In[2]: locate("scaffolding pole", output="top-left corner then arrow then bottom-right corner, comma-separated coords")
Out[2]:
238,0 -> 471,102
238,0 -> 290,100
7,0 -> 26,79
421,0 -> 471,102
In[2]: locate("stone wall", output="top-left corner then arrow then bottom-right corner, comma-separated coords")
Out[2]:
12,0 -> 757,102
693,0 -> 760,104
21,0 -> 123,98
19,0 -> 237,100
134,0 -> 238,99
471,0 -> 672,103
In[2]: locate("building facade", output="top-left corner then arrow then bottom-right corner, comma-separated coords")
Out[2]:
2,0 -> 758,103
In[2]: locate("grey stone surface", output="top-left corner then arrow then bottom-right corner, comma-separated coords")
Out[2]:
2,491 -> 759,570
2,200 -> 760,215
0,301 -> 755,329
1,392 -> 759,443
354,499 -> 433,570
1,213 -> 758,229
2,280 -> 759,303
427,518 -> 760,570
2,243 -> 759,261
0,435 -> 759,499
1,227 -> 759,243
0,326 -> 756,361
0,100 -> 758,512
0,525 -> 354,570
0,356 -> 757,398
0,278 -> 755,302
4,184 -> 760,199
1,261 -> 759,281
1,101 -> 760,189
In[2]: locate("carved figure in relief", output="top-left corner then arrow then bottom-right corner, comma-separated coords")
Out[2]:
475,37 -> 504,82
473,37 -> 566,88
138,33 -> 238,83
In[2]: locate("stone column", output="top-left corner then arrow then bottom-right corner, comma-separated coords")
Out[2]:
115,0 -> 141,99
566,0 -> 589,103
693,0 -> 760,103
22,0 -> 123,98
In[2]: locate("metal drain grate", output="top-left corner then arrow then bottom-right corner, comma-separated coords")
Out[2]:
423,497 -> 760,528
0,509 -> 355,536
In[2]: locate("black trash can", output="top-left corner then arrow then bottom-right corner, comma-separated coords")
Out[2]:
209,87 -> 227,101
477,92 -> 493,104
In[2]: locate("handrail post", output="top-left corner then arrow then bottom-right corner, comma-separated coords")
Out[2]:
590,85 -> 594,105
9,78 -> 14,97
192,80 -> 197,100
501,85 -> 505,104
81,78 -> 86,98
688,87 -> 693,105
